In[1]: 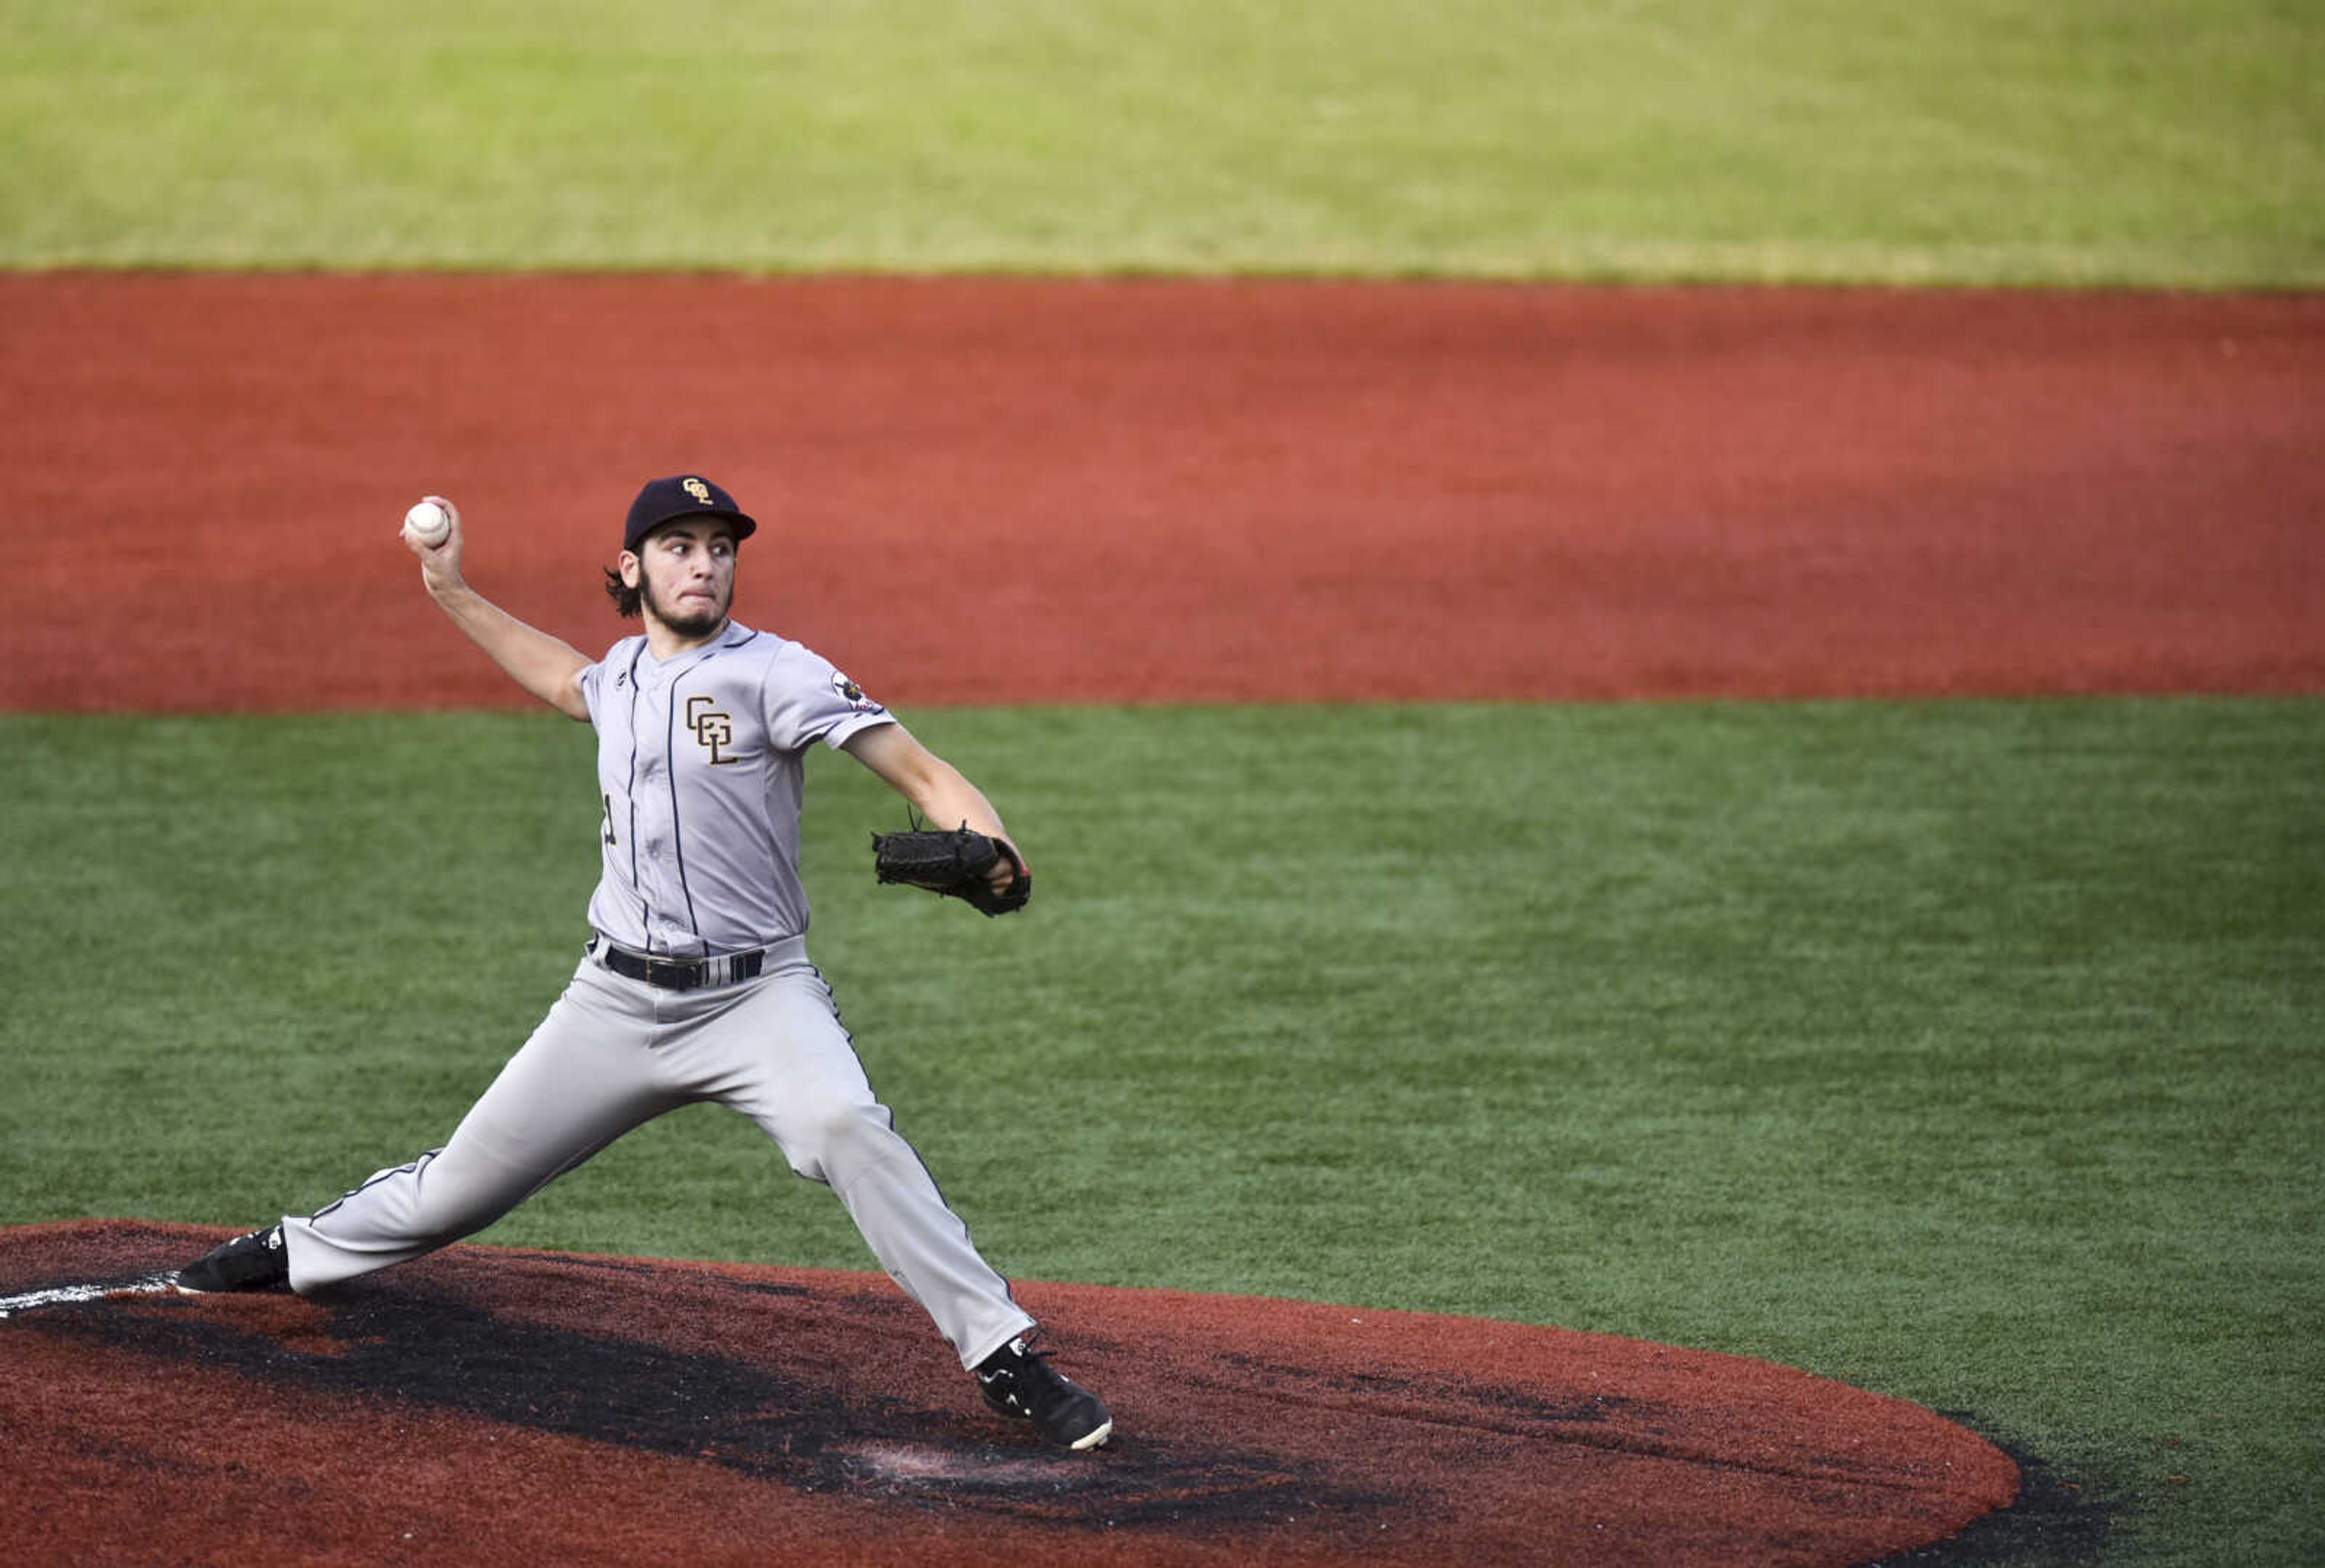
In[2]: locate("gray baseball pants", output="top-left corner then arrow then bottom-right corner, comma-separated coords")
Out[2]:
279,939 -> 1037,1370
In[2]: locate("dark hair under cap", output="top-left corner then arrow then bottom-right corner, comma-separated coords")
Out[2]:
622,475 -> 759,554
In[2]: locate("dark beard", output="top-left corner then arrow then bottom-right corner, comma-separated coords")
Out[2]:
642,579 -> 729,638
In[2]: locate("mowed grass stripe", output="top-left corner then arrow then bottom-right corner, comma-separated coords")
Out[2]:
3,1 -> 2318,285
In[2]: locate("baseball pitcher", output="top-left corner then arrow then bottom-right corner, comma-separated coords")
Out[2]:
175,476 -> 1111,1452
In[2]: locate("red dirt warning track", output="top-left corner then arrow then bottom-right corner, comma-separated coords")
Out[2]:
2,1222 -> 2014,1567
1,274 -> 2319,710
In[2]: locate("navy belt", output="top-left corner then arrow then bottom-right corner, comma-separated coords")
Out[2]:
591,938 -> 766,992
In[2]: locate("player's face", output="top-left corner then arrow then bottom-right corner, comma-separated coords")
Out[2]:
629,521 -> 738,638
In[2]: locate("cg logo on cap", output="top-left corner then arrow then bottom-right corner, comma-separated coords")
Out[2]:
622,475 -> 760,553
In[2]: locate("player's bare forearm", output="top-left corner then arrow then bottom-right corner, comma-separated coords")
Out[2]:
401,497 -> 591,719
427,579 -> 592,719
844,723 -> 1024,869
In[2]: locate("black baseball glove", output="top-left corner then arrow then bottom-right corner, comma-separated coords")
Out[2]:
871,821 -> 1032,917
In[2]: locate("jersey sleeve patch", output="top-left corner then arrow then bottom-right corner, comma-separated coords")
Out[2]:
831,671 -> 885,714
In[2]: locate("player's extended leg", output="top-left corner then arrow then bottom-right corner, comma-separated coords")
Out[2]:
188,960 -> 683,1293
675,955 -> 1110,1449
679,958 -> 1035,1363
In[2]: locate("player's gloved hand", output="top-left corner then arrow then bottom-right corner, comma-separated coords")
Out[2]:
871,822 -> 1032,917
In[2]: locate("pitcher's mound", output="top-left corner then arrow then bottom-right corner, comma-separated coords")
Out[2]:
2,1220 -> 2013,1566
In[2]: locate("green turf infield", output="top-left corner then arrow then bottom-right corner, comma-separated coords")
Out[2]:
2,700 -> 2318,1563
5,1 -> 2320,285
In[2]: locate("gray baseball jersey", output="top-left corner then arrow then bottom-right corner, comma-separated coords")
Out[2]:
581,622 -> 886,953
279,621 -> 1038,1369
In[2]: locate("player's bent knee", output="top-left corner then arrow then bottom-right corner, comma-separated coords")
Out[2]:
776,1100 -> 897,1183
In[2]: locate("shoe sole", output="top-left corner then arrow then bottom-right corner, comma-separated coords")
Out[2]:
1069,1418 -> 1113,1452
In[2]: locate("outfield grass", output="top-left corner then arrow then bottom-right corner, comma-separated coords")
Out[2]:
5,1 -> 2320,285
2,702 -> 2319,1564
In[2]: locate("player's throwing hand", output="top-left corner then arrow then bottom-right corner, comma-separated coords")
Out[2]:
400,493 -> 464,587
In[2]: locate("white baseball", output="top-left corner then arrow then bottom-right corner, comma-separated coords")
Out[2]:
403,499 -> 452,547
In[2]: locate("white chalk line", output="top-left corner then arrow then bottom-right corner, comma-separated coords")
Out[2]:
0,1274 -> 184,1319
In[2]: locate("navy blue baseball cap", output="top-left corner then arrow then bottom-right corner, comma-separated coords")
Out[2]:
622,475 -> 759,553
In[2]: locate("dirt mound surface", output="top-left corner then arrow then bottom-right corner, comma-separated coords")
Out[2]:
2,1220 -> 2013,1566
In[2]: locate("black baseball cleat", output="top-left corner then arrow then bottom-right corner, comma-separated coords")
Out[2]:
974,1334 -> 1113,1451
176,1225 -> 290,1293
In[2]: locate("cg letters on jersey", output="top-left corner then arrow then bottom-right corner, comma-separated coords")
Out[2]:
686,695 -> 738,764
